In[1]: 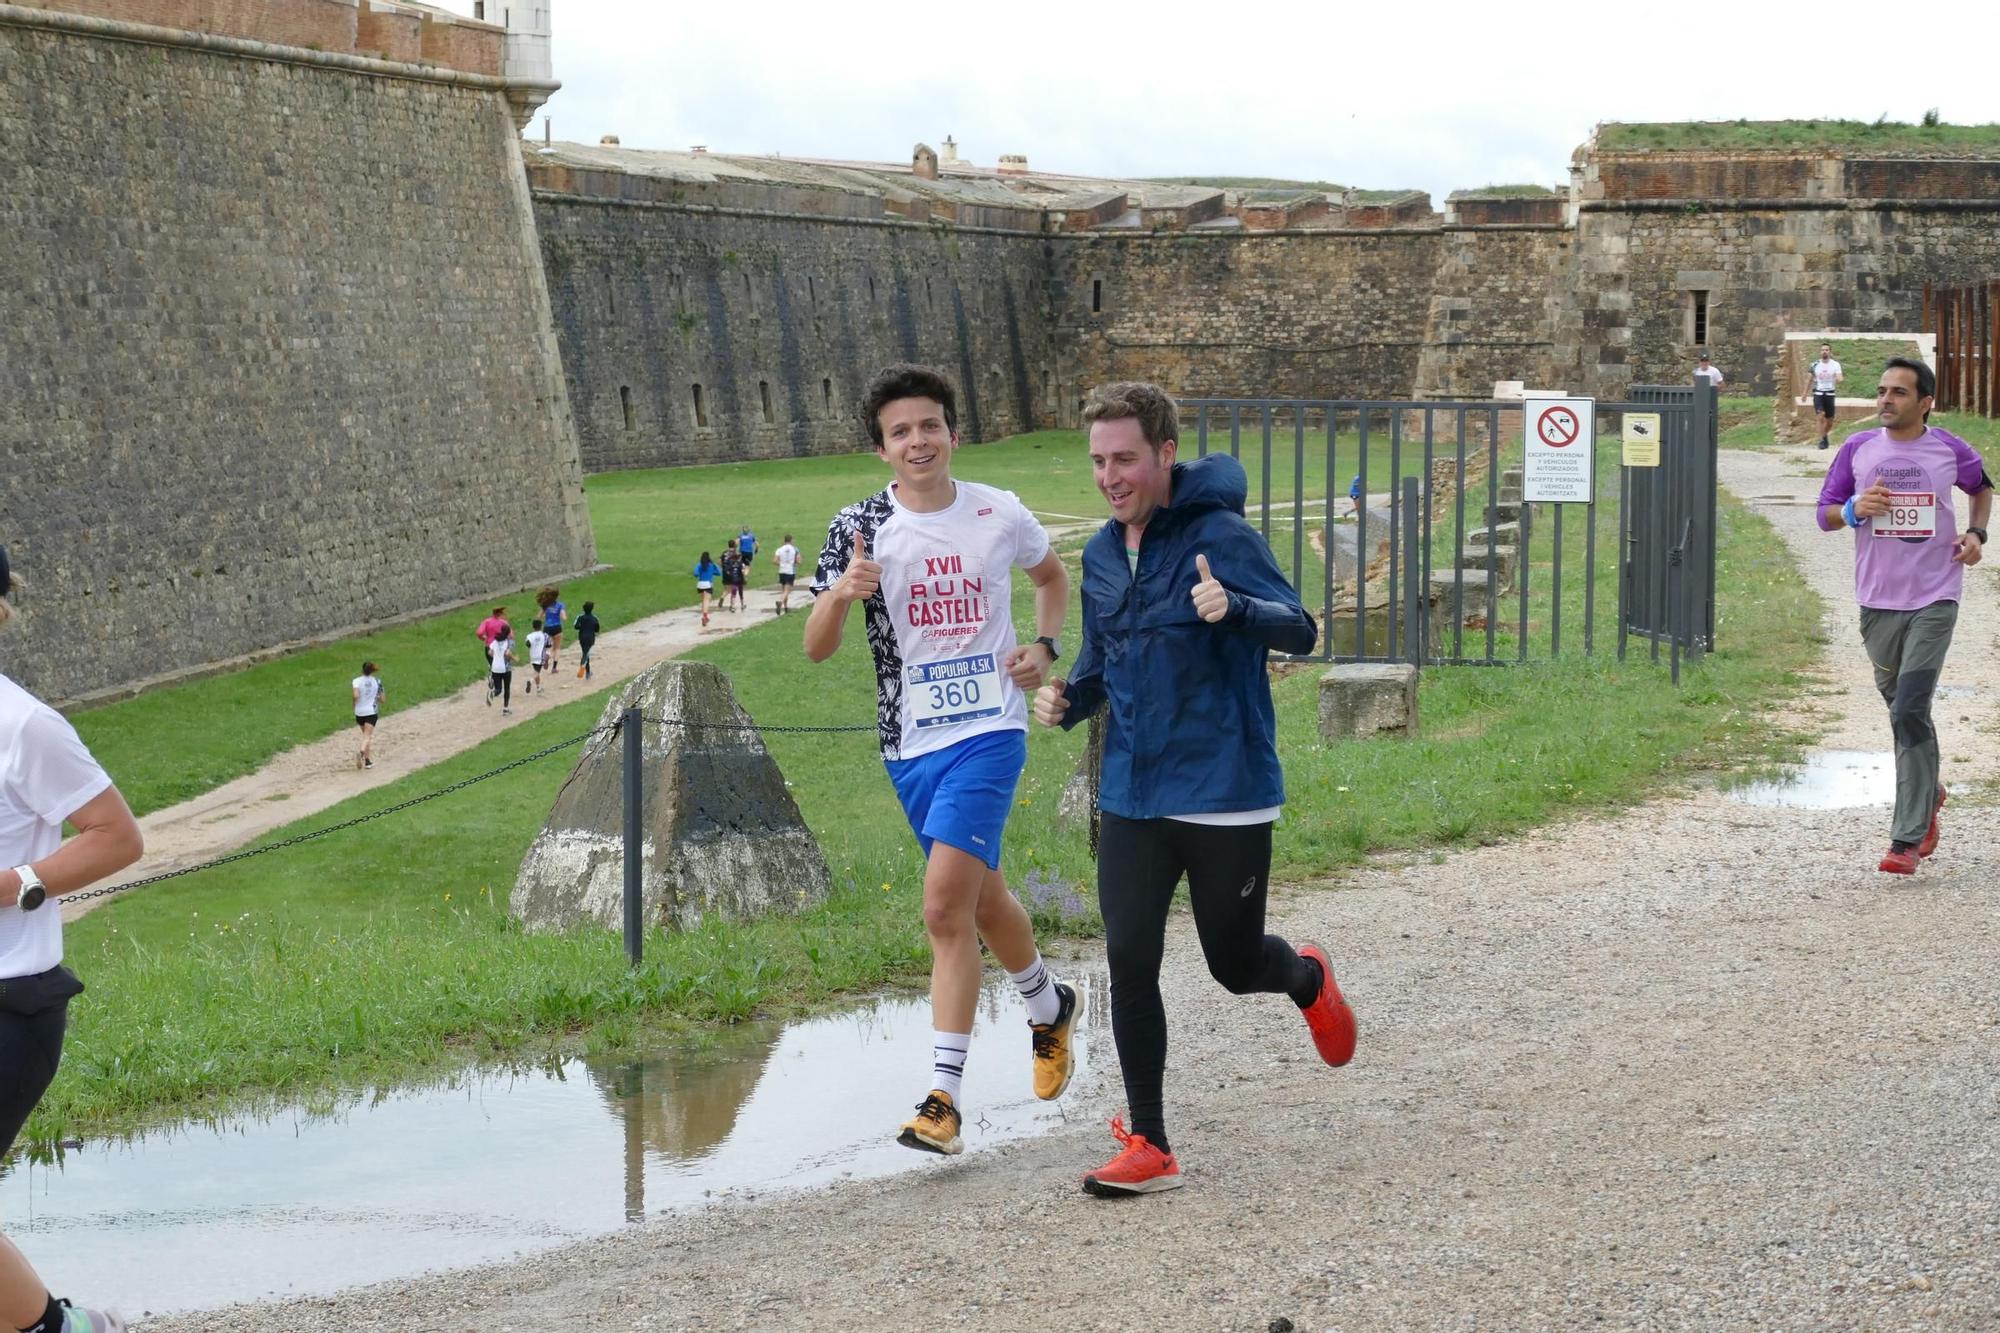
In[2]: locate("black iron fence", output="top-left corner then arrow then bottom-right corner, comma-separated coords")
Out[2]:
1180,383 -> 1718,680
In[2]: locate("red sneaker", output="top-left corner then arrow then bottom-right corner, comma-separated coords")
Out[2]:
1878,845 -> 1919,875
1082,1116 -> 1182,1197
1298,943 -> 1357,1067
1918,785 -> 1947,858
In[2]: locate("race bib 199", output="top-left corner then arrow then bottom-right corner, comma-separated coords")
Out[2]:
907,653 -> 1004,730
1873,491 -> 1936,539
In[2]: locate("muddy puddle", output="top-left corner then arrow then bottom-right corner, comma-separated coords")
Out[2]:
0,972 -> 1105,1318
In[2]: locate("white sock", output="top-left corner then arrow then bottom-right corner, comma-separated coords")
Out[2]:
1007,953 -> 1064,1026
930,1032 -> 970,1103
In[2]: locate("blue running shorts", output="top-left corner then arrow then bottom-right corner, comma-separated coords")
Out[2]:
884,728 -> 1028,870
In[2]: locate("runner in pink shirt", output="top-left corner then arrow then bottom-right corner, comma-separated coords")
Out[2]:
1816,357 -> 1992,873
475,607 -> 510,702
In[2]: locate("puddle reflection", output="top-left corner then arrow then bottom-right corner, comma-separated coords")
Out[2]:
0,971 -> 1106,1318
1727,749 -> 1895,809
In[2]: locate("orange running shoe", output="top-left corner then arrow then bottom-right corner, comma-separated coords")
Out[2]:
896,1091 -> 963,1155
1298,943 -> 1357,1067
1879,844 -> 1919,875
1083,1116 -> 1181,1197
1029,981 -> 1078,1101
1918,785 -> 1947,858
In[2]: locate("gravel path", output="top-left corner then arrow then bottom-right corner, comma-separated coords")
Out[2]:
140,449 -> 2000,1330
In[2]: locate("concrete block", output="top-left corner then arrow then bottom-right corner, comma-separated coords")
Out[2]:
512,661 -> 831,933
1318,663 -> 1420,741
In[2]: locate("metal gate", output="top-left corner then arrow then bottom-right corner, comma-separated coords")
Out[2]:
1179,381 -> 1718,680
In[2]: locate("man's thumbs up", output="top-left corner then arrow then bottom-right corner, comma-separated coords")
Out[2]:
1190,552 -> 1229,623
838,527 -> 882,603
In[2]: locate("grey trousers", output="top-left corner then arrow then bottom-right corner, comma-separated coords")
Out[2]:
1860,601 -> 1958,845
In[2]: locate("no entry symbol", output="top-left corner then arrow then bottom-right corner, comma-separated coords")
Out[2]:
1537,404 -> 1581,448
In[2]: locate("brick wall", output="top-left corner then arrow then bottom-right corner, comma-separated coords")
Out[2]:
416,11 -> 500,77
535,196 -> 1057,471
1596,153 -> 1819,201
0,17 -> 592,703
13,0 -> 360,54
355,4 -> 419,62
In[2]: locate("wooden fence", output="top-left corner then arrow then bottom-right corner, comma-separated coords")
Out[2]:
1926,281 -> 2000,417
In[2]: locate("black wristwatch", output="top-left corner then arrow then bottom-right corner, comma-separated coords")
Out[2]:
1966,526 -> 1988,545
1033,635 -> 1061,662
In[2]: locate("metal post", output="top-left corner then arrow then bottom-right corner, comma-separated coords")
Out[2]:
1402,475 -> 1423,666
621,706 -> 644,968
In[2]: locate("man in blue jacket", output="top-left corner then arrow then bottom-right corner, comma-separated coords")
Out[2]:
1034,380 -> 1357,1197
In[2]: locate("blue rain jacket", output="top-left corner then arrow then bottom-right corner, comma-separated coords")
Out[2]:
1063,453 -> 1317,818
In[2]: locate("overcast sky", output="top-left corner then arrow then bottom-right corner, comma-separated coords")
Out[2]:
439,1 -> 2000,205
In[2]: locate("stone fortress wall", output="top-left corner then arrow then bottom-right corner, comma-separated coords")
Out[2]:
0,0 -> 590,704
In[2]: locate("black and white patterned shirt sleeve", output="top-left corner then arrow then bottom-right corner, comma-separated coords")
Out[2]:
810,491 -> 907,756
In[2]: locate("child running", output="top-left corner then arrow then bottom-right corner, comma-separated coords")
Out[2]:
574,601 -> 601,679
525,623 -> 549,694
487,624 -> 515,714
805,363 -> 1078,1155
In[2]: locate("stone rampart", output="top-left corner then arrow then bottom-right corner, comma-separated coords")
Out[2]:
0,6 -> 592,704
1054,230 -> 1443,405
535,191 -> 1055,471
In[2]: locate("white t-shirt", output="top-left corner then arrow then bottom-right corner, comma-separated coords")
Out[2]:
527,629 -> 549,666
1696,365 -> 1724,385
1812,359 -> 1844,393
489,639 -> 513,673
0,674 -> 114,977
775,542 -> 800,577
812,481 -> 1052,761
353,675 -> 383,717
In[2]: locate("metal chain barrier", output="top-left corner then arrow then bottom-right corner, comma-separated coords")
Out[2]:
62,708 -> 874,907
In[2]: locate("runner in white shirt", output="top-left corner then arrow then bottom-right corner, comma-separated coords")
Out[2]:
525,626 -> 548,694
1696,354 -> 1725,387
351,661 -> 384,770
1810,343 -> 1844,450
804,364 -> 1078,1157
772,535 -> 801,616
0,543 -> 145,1333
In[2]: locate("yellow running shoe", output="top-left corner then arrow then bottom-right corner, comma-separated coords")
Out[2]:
1029,981 -> 1078,1100
897,1091 -> 963,1155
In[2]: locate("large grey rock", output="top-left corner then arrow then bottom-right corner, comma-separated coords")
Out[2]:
1318,663 -> 1420,741
511,661 -> 831,933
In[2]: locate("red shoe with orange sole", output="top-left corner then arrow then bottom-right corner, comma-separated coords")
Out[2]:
1082,1116 -> 1182,1197
1298,943 -> 1357,1067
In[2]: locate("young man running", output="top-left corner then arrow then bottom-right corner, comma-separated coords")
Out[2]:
1033,380 -> 1357,1197
1817,356 -> 1990,874
773,533 -> 800,614
1810,343 -> 1844,449
805,363 -> 1078,1155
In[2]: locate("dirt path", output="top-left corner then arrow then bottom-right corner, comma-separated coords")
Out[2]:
140,451 -> 2000,1328
65,599 -> 777,922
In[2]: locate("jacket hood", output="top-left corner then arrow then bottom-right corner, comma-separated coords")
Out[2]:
1166,453 -> 1248,519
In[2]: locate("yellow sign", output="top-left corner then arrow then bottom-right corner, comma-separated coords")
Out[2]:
1622,413 -> 1662,467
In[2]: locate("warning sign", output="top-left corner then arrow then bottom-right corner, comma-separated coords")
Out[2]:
1523,396 -> 1595,503
1622,412 -> 1661,468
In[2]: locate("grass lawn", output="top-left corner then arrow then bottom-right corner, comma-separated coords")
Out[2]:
69,425 -> 1418,817
1597,119 -> 2000,154
29,462 -> 1824,1144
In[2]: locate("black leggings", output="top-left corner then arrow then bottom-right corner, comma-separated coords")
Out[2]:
578,639 -> 594,671
490,671 -> 512,707
1097,813 -> 1314,1152
0,968 -> 79,1158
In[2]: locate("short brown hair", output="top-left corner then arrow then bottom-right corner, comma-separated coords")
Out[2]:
1083,382 -> 1179,450
862,364 -> 958,448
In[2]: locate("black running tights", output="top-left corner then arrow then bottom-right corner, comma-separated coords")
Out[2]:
490,671 -> 512,707
1097,812 -> 1314,1152
0,994 -> 70,1158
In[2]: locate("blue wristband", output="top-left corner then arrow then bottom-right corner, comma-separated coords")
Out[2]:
1843,496 -> 1865,528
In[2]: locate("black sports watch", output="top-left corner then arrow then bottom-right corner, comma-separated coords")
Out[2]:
13,865 -> 45,912
1032,635 -> 1061,662
1966,526 -> 1988,545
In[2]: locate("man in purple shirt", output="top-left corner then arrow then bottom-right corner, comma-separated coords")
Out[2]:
1817,357 -> 1992,874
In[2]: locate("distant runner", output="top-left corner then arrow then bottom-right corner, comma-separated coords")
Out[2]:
773,534 -> 800,615
573,601 -> 600,680
1810,343 -> 1844,450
